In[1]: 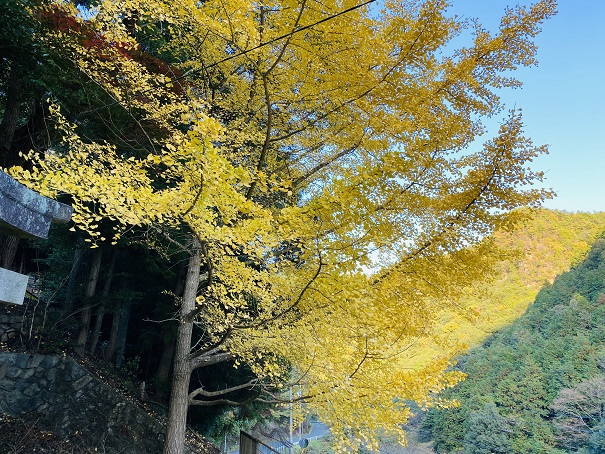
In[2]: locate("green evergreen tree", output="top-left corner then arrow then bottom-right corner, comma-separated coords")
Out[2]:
463,402 -> 512,454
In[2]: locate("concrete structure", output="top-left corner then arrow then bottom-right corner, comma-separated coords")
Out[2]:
0,170 -> 72,305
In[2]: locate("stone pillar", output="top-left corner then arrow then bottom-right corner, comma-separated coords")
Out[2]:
0,268 -> 28,305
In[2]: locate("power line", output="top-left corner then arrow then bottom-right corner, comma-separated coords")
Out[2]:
78,0 -> 376,117
175,0 -> 376,82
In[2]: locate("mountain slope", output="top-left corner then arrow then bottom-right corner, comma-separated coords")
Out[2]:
423,231 -> 605,453
430,209 -> 605,357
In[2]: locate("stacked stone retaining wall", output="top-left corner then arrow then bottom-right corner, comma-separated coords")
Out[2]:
0,352 -> 169,453
0,303 -> 41,344
0,313 -> 23,343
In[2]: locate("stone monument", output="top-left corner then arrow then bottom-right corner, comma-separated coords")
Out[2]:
0,170 -> 72,305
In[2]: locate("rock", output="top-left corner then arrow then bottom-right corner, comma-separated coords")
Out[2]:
72,374 -> 92,391
21,367 -> 36,380
44,367 -> 57,382
40,356 -> 59,369
14,354 -> 30,369
23,382 -> 41,397
26,355 -> 44,369
5,389 -> 22,406
6,367 -> 22,379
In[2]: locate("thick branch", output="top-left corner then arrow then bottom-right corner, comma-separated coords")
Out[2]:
188,379 -> 258,400
245,0 -> 308,199
201,240 -> 214,287
265,0 -> 307,75
182,162 -> 205,217
245,72 -> 273,199
188,397 -> 255,407
190,350 -> 235,370
152,227 -> 189,253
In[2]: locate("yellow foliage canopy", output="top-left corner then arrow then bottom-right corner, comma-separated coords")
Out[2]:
10,0 -> 556,450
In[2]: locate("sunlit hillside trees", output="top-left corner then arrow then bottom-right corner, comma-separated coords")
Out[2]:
427,209 -> 605,360
424,236 -> 605,453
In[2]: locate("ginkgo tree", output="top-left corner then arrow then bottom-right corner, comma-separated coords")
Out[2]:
9,0 -> 556,452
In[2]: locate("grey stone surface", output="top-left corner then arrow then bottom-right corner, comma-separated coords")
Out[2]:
26,355 -> 44,369
0,170 -> 72,239
0,267 -> 28,305
0,352 -> 191,453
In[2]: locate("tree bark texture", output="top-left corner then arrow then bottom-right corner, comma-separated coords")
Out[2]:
89,249 -> 118,354
114,293 -> 132,368
0,235 -> 20,270
163,237 -> 202,454
156,337 -> 175,384
104,306 -> 121,362
63,238 -> 85,318
75,247 -> 103,355
0,65 -> 24,167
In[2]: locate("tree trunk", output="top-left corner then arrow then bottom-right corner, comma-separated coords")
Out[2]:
104,306 -> 121,362
163,238 -> 201,454
156,337 -> 175,384
156,265 -> 185,384
1,235 -> 20,270
0,65 -> 24,166
0,65 -> 26,272
114,291 -> 132,368
10,99 -> 52,163
89,307 -> 106,356
63,238 -> 85,318
89,249 -> 118,354
75,247 -> 103,355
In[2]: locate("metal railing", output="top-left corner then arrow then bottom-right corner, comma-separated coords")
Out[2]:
240,431 -> 292,454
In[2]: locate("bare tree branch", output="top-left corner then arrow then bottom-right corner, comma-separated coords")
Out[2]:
189,379 -> 258,400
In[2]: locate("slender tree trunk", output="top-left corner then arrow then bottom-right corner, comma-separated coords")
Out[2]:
0,68 -> 26,270
156,337 -> 175,383
89,249 -> 118,354
0,65 -> 24,166
104,306 -> 121,362
89,307 -> 106,356
63,238 -> 85,318
75,247 -> 103,355
156,265 -> 185,384
114,292 -> 132,368
0,66 -> 25,271
163,238 -> 201,454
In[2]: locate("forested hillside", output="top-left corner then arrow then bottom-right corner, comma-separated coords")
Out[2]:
412,209 -> 605,366
422,228 -> 605,453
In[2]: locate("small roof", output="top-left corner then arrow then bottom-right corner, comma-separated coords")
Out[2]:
0,171 -> 72,239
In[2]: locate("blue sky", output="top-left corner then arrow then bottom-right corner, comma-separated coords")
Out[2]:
446,0 -> 605,212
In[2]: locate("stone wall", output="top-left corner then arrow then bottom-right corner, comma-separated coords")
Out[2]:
0,313 -> 23,343
0,304 -> 41,344
0,352 -> 201,453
